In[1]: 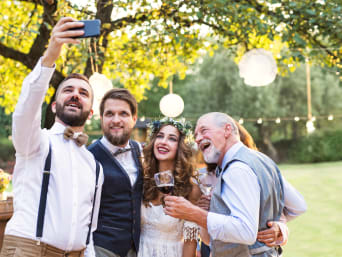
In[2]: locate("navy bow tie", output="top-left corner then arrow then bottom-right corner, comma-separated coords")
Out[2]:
113,148 -> 131,157
215,166 -> 222,177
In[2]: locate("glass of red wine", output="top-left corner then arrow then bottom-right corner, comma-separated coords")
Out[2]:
154,170 -> 174,195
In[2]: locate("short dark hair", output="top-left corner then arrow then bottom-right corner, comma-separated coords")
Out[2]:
56,73 -> 94,103
100,88 -> 137,117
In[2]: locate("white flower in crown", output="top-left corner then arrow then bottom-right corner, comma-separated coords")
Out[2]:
148,117 -> 194,146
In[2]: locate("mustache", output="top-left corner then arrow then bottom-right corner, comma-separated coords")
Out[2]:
65,96 -> 81,108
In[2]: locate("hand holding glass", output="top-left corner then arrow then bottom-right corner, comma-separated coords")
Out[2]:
154,170 -> 174,194
199,172 -> 215,195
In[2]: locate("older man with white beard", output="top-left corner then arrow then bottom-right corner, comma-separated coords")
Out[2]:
164,112 -> 303,257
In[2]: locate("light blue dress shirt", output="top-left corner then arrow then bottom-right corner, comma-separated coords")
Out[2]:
207,142 -> 260,245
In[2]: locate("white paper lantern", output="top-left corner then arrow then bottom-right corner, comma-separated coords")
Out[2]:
238,49 -> 277,87
89,72 -> 113,117
306,119 -> 315,134
159,93 -> 184,118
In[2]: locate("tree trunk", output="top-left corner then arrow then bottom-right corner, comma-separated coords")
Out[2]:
257,124 -> 279,162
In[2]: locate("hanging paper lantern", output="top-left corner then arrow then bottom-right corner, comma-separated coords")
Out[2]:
159,93 -> 184,118
238,49 -> 277,87
89,72 -> 113,117
306,119 -> 315,134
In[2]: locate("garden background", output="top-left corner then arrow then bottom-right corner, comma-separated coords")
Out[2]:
1,1 -> 342,256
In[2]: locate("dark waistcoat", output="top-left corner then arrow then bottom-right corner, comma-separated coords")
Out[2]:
210,145 -> 284,257
88,139 -> 143,257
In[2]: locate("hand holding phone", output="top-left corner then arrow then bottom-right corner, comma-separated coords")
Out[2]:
70,19 -> 101,38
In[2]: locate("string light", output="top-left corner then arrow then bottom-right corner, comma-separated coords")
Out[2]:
136,113 -> 341,124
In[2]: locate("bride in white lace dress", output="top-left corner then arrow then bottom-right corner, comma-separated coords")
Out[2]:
138,118 -> 201,257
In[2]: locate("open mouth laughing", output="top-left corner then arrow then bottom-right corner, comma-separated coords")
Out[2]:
157,146 -> 169,154
199,139 -> 211,153
65,100 -> 82,111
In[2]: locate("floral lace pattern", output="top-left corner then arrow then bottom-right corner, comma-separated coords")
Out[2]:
137,203 -> 199,257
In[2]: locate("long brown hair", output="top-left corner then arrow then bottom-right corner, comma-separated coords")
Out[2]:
142,125 -> 196,206
235,121 -> 258,151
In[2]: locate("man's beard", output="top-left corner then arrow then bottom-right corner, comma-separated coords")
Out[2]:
56,101 -> 90,127
203,145 -> 221,164
103,127 -> 132,146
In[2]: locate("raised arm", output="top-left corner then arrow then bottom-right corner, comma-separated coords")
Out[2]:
12,17 -> 84,157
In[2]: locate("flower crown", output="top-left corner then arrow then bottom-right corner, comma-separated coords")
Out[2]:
148,117 -> 194,145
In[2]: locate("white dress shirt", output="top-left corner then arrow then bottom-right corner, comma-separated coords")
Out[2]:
6,58 -> 103,253
100,136 -> 140,186
207,142 -> 306,245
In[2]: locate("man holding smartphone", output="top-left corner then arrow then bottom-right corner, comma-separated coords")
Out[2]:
0,17 -> 104,257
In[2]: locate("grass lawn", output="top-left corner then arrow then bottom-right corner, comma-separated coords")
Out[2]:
279,161 -> 342,257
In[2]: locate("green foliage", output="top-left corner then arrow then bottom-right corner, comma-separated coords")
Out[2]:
0,0 -> 341,115
177,50 -> 342,141
289,129 -> 342,163
0,107 -> 12,137
279,161 -> 342,257
0,137 -> 15,162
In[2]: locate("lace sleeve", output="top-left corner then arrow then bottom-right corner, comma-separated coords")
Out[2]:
183,220 -> 200,241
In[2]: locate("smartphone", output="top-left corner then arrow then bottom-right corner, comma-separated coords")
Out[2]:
71,19 -> 101,38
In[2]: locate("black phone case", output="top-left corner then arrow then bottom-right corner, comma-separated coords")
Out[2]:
74,20 -> 101,38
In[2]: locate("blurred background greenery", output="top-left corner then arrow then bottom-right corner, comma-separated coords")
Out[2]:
0,1 -> 341,255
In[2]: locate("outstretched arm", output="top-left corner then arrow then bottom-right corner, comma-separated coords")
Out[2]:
165,163 -> 260,245
12,17 -> 84,158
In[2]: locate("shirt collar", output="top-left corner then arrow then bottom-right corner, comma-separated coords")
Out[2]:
49,122 -> 67,135
100,136 -> 130,155
220,141 -> 244,170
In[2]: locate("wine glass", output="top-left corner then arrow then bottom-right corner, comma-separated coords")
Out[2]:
154,170 -> 174,194
198,171 -> 215,195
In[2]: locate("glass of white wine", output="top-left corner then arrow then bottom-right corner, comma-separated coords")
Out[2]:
198,171 -> 216,195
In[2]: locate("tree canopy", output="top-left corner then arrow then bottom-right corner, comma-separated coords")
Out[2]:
0,0 -> 341,124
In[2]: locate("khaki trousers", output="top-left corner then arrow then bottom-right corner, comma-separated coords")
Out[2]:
0,235 -> 85,257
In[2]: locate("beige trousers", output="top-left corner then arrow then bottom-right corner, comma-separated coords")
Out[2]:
0,235 -> 84,257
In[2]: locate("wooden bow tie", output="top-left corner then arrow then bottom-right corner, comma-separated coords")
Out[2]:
63,126 -> 88,147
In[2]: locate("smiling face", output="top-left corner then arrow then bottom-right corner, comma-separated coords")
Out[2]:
52,78 -> 93,127
101,98 -> 137,147
153,125 -> 180,167
195,115 -> 227,165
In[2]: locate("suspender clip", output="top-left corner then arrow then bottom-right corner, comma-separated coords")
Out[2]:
36,238 -> 41,245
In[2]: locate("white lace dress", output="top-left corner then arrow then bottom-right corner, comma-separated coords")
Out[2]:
137,203 -> 199,257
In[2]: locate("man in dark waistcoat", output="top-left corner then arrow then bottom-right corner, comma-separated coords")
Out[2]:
88,88 -> 143,257
164,112 -> 285,257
